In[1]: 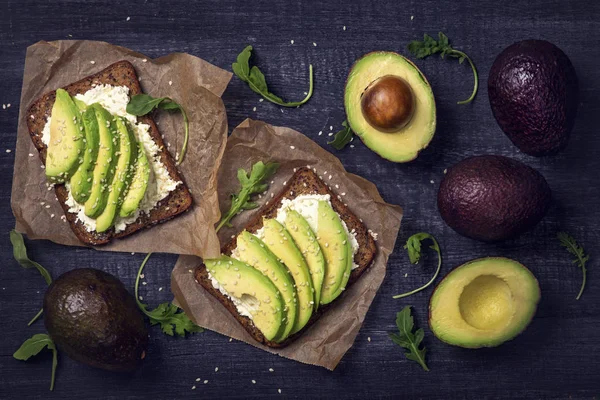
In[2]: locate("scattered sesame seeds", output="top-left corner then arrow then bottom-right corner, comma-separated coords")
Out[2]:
142,282 -> 147,286
90,60 -> 96,64
328,175 -> 332,180
269,368 -> 274,372
341,192 -> 346,196
168,80 -> 173,86
6,103 -> 11,108
330,125 -> 333,130
50,214 -> 55,218
158,287 -> 163,291
229,337 -> 233,342
252,380 -> 256,384
45,205 -> 51,209
253,106 -> 257,112
350,144 -> 355,148
191,385 -> 196,390
318,131 -> 323,136
443,168 -> 448,174
343,25 -> 347,30
430,180 -> 434,184
204,380 -> 208,384
313,42 -> 317,46
328,132 -> 334,137
411,15 -> 414,20
28,153 -> 34,157
290,39 -> 294,44
126,16 -> 131,21
6,149 -> 11,153
290,145 -> 295,150
138,296 -> 143,300
368,336 -> 372,342
404,273 -> 408,278
1,104 -> 5,110
142,58 -> 147,62
215,367 -> 219,372
278,388 -> 282,394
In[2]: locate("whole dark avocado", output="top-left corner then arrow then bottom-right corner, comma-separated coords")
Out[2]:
43,268 -> 148,372
488,39 -> 579,156
437,155 -> 551,242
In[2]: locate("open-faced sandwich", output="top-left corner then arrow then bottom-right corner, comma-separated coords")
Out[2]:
26,61 -> 192,245
195,167 -> 377,347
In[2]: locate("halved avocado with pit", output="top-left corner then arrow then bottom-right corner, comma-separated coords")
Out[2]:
429,257 -> 540,348
344,52 -> 436,163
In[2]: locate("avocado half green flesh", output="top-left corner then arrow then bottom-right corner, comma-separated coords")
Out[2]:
344,52 -> 436,163
429,257 -> 540,348
488,39 -> 579,156
261,218 -> 314,334
437,155 -> 551,242
69,100 -> 100,203
45,89 -> 85,183
236,231 -> 298,342
205,256 -> 284,341
43,268 -> 148,372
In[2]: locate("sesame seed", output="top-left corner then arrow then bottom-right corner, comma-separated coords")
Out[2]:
313,42 -> 317,47
253,106 -> 257,112
404,273 -> 408,278
341,192 -> 346,196
290,145 -> 295,150
45,205 -> 50,209
204,380 -> 208,384
138,296 -> 143,300
411,15 -> 414,20
229,337 -> 233,342
318,131 -> 323,136
50,214 -> 55,218
158,287 -> 163,291
90,60 -> 96,64
368,336 -> 371,342
142,58 -> 147,62
278,389 -> 282,394
259,98 -> 264,102
443,168 -> 448,174
343,25 -> 347,30
328,132 -> 334,137
335,184 -> 339,188
350,144 -> 355,148
330,126 -> 333,130
169,80 -> 173,86
430,180 -> 434,184
328,175 -> 332,180
6,149 -> 11,153
252,380 -> 256,384
290,39 -> 294,44
195,378 -> 201,382
126,16 -> 130,21
142,282 -> 147,286
269,368 -> 274,372
215,367 -> 219,372
1,104 -> 5,109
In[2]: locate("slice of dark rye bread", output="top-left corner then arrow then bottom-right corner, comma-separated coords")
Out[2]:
195,167 -> 377,348
26,60 -> 193,246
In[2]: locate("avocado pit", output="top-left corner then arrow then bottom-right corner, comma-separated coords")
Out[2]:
360,75 -> 415,132
458,275 -> 514,331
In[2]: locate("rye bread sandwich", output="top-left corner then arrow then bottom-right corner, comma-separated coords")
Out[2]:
26,61 -> 192,246
195,167 -> 377,347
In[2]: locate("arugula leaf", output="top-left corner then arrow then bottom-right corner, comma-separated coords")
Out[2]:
557,232 -> 589,300
134,253 -> 203,337
393,233 -> 442,299
14,333 -> 58,391
389,306 -> 429,371
10,230 -> 51,325
216,161 -> 279,232
232,45 -> 313,107
126,94 -> 190,165
328,120 -> 355,150
408,32 -> 478,104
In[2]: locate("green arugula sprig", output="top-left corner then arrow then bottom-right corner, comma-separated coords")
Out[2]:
10,230 -> 52,325
557,232 -> 589,300
216,161 -> 280,232
232,45 -> 314,107
408,32 -> 478,105
14,333 -> 58,391
393,233 -> 442,299
126,94 -> 190,165
328,120 -> 355,150
135,253 -> 203,336
389,306 -> 429,371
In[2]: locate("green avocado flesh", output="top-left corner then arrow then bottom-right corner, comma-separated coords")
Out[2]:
45,89 -> 85,183
429,257 -> 540,348
69,100 -> 100,203
43,268 -> 148,372
120,141 -> 150,218
84,104 -> 119,218
344,52 -> 436,163
316,200 -> 352,305
205,256 -> 284,341
236,231 -> 298,342
95,117 -> 137,233
283,209 -> 325,309
261,218 -> 314,334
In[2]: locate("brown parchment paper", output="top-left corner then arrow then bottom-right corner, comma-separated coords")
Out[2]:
171,119 -> 403,370
11,40 -> 232,257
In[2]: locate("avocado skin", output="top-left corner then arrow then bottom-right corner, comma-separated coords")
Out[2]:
437,155 -> 551,242
43,268 -> 148,373
488,40 -> 579,156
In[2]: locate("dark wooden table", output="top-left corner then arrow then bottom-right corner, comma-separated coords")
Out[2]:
1,1 -> 599,398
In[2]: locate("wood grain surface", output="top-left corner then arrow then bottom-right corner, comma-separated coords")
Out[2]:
1,0 -> 599,398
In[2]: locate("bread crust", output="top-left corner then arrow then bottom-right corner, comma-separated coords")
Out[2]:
195,167 -> 377,347
26,60 -> 193,245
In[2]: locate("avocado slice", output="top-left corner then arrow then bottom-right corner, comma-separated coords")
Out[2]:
344,52 -> 436,163
283,209 -> 325,309
95,117 -> 137,233
488,40 -> 579,156
437,155 -> 551,242
261,218 -> 314,334
45,89 -> 85,183
119,141 -> 150,218
236,231 -> 297,342
69,100 -> 100,203
84,104 -> 119,218
315,200 -> 352,305
205,256 -> 284,341
43,268 -> 148,372
429,257 -> 540,348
